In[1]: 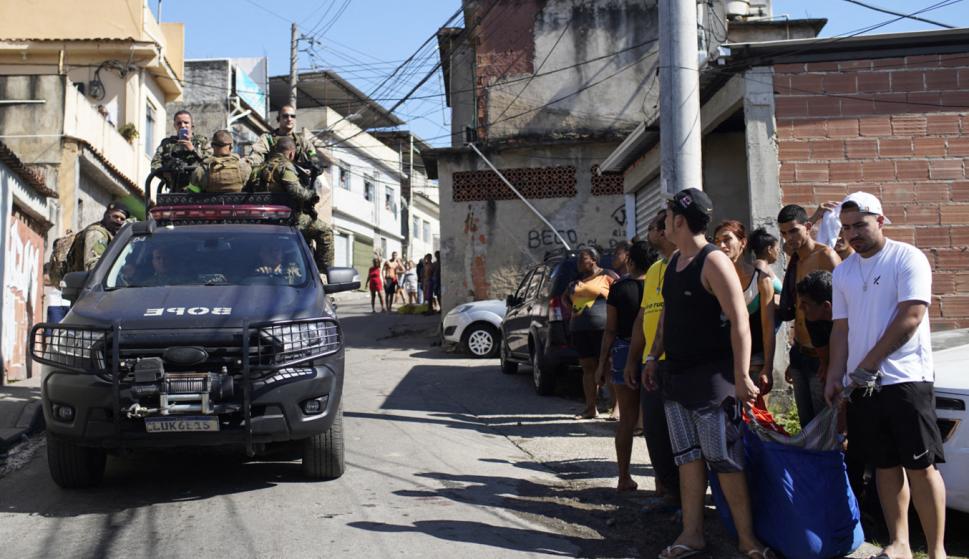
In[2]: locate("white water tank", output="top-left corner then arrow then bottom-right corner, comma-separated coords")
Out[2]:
726,0 -> 750,19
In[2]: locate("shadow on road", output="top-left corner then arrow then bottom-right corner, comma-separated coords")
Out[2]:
0,449 -> 317,518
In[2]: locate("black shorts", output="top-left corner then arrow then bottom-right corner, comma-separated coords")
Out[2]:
383,278 -> 397,296
571,329 -> 604,359
847,381 -> 945,470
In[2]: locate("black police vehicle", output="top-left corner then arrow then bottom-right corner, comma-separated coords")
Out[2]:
30,192 -> 359,488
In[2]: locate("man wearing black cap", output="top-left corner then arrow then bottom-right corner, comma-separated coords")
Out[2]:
643,188 -> 769,559
70,202 -> 129,272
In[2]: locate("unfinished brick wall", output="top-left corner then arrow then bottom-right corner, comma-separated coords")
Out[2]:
774,52 -> 969,329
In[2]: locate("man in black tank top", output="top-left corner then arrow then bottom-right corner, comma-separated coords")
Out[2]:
643,189 -> 771,559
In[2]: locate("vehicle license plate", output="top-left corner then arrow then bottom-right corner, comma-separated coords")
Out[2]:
145,416 -> 220,433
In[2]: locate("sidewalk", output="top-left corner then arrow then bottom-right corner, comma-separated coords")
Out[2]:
0,374 -> 43,451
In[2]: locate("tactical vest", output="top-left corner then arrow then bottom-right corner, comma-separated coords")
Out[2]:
203,155 -> 246,193
64,223 -> 111,275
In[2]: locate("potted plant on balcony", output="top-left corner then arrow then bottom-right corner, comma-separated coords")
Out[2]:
118,123 -> 139,144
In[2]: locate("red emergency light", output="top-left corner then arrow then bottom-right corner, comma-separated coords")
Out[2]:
149,204 -> 292,223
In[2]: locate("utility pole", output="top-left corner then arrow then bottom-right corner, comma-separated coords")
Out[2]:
659,0 -> 702,194
408,133 -> 414,260
289,23 -> 299,109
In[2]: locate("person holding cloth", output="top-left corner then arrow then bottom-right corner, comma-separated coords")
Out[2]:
825,192 -> 946,559
644,188 -> 769,559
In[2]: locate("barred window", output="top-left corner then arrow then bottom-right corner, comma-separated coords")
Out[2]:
452,166 -> 576,202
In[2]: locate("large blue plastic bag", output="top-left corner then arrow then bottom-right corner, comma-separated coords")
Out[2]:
710,424 -> 864,559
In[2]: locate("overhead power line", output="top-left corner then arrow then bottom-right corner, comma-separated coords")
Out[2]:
840,0 -> 956,28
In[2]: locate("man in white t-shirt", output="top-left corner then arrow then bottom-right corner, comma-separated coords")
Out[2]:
825,191 -> 946,559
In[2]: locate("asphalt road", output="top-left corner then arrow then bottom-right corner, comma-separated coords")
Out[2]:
2,293 -> 965,558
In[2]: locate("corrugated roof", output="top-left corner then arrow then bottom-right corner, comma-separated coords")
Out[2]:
0,141 -> 56,197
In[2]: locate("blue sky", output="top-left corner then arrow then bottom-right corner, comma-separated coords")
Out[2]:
159,0 -> 969,146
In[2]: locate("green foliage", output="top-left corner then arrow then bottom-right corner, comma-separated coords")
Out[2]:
118,123 -> 139,142
769,402 -> 802,436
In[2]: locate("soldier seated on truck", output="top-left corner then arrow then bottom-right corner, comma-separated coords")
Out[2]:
150,110 -> 212,191
246,136 -> 334,273
188,130 -> 251,193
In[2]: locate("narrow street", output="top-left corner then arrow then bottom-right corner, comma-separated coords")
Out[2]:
2,293 -> 966,558
0,293 -> 736,559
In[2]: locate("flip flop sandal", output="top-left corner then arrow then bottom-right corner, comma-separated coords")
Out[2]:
658,543 -> 705,559
745,548 -> 777,559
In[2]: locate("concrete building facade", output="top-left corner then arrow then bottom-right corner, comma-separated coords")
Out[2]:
432,0 -> 727,313
0,0 -> 184,236
165,58 -> 272,157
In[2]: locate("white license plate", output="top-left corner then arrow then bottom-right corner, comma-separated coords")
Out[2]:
145,416 -> 220,433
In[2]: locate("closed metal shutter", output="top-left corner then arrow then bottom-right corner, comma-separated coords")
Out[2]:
353,237 -> 373,289
634,177 -> 662,237
333,233 -> 349,267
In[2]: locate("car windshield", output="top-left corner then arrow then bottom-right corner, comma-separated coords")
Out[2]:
104,230 -> 310,289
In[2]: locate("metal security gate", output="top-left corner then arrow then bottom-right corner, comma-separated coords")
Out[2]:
352,237 -> 373,290
634,177 -> 663,237
333,233 -> 349,268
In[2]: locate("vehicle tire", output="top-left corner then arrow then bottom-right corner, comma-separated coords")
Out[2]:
46,433 -> 107,489
302,403 -> 345,480
462,323 -> 500,359
531,349 -> 556,396
500,340 -> 518,375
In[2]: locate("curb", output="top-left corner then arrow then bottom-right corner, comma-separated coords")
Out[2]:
0,400 -> 44,452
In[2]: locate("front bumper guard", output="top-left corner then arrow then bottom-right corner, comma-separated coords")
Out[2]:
29,318 -> 342,455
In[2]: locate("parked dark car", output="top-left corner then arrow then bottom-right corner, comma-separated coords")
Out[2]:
499,249 -> 615,395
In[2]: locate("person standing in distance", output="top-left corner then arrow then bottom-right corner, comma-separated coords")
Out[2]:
825,192 -> 946,559
150,110 -> 212,191
645,188 -> 768,559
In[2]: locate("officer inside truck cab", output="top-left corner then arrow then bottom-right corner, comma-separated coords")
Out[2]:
253,240 -> 303,284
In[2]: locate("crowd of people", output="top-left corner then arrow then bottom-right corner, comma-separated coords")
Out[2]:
366,250 -> 441,314
559,188 -> 947,559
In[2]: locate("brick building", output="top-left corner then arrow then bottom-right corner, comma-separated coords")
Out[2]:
768,34 -> 969,329
603,27 -> 969,331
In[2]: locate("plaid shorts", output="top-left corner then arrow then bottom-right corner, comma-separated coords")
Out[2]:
664,398 -> 744,473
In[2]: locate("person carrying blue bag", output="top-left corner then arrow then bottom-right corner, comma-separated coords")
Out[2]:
825,193 -> 947,559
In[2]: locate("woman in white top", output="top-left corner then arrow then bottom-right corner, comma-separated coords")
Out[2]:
401,261 -> 419,305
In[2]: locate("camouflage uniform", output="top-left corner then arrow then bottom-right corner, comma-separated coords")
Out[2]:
248,152 -> 334,270
150,135 -> 213,191
188,153 -> 252,193
247,129 -> 326,187
76,223 -> 113,272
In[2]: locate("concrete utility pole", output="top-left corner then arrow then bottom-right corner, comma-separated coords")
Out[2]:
659,0 -> 703,193
289,23 -> 299,109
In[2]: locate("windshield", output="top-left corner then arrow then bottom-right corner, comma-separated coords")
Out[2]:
104,230 -> 310,289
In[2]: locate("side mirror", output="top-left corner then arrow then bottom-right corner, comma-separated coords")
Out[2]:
323,266 -> 361,294
61,271 -> 90,303
505,294 -> 518,307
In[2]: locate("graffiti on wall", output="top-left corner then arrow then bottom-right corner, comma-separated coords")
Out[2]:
526,205 -> 627,250
3,211 -> 44,382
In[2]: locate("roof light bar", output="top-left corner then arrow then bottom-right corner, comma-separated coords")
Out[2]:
150,204 -> 292,224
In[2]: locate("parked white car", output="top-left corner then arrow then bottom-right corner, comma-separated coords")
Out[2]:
932,328 -> 969,513
442,300 -> 506,358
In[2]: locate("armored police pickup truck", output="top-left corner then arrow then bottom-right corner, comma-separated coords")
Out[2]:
30,193 -> 358,488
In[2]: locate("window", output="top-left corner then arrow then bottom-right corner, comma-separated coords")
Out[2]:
385,186 -> 396,213
380,238 -> 388,259
364,177 -> 375,201
422,220 -> 431,242
144,102 -> 156,157
412,217 -> 420,239
338,166 -> 350,190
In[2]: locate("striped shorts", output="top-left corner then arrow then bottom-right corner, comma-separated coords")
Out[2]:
664,398 -> 744,473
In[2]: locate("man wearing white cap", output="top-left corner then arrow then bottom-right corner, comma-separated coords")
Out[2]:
825,191 -> 946,559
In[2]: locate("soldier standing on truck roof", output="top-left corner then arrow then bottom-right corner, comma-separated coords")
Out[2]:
188,130 -> 251,193
247,104 -> 327,187
150,110 -> 212,191
247,136 -> 334,272
69,202 -> 129,272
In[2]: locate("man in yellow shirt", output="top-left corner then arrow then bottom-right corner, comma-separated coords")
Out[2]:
624,209 -> 679,504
